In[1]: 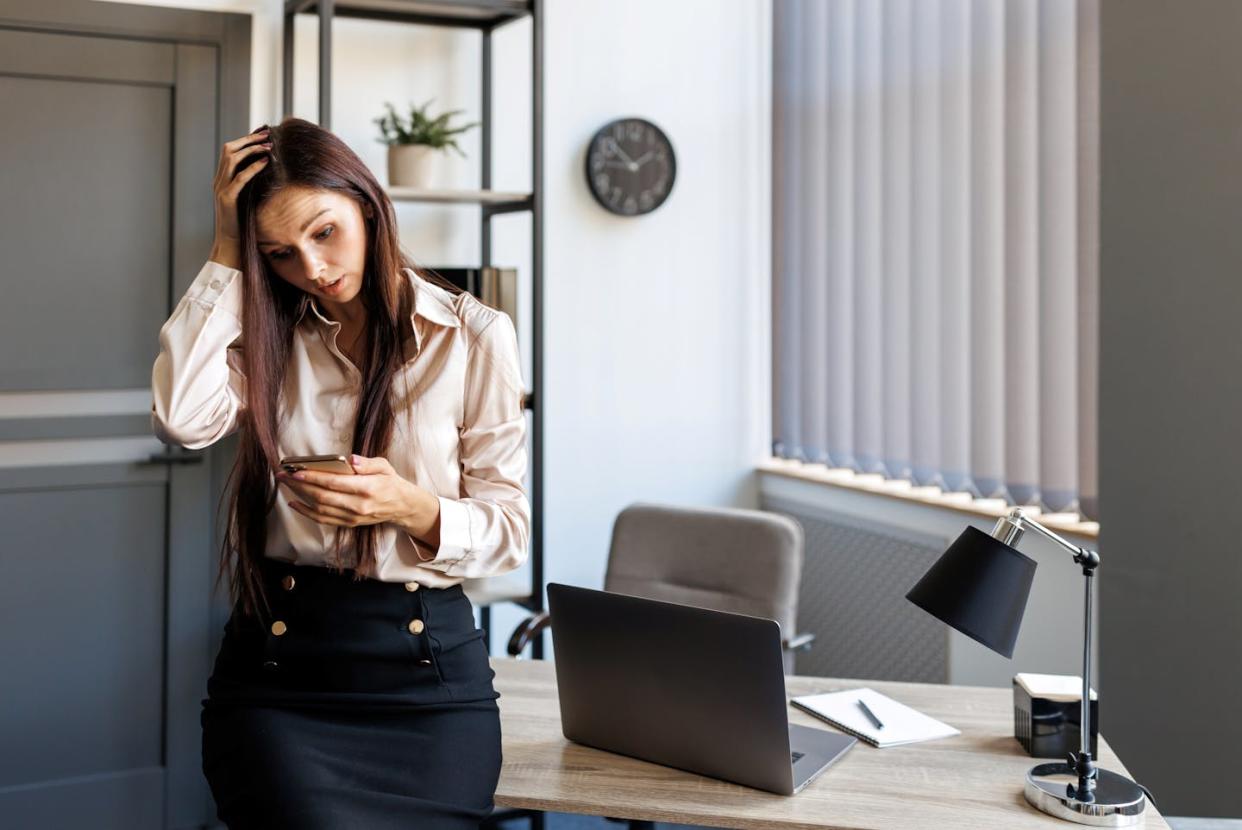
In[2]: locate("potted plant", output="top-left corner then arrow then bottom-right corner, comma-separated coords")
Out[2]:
374,99 -> 479,188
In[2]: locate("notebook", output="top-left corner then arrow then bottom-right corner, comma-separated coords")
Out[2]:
790,687 -> 960,748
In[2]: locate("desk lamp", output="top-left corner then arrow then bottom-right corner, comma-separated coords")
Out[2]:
905,508 -> 1148,826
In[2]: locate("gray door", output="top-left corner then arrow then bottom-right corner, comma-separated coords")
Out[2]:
0,3 -> 249,828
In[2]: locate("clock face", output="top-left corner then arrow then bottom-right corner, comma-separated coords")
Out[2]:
585,118 -> 676,216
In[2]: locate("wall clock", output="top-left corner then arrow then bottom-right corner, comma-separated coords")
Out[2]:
585,117 -> 676,216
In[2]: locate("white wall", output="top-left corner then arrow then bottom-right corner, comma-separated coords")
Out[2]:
98,0 -> 773,649
539,0 -> 772,600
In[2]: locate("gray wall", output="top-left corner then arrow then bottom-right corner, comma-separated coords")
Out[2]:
1099,0 -> 1242,818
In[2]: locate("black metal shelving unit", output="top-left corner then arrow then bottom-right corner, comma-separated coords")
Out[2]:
281,0 -> 545,659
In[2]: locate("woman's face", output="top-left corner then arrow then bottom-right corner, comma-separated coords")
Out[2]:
256,185 -> 370,312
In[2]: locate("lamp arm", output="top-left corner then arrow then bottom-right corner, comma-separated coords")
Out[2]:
992,508 -> 1100,801
992,509 -> 1100,572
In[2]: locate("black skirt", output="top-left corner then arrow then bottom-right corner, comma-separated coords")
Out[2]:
201,557 -> 502,830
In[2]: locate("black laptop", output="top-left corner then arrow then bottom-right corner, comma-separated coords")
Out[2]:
546,583 -> 856,795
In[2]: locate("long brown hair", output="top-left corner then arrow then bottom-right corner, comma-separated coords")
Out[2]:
219,116 -> 462,617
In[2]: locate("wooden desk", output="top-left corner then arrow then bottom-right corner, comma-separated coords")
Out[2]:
491,658 -> 1169,830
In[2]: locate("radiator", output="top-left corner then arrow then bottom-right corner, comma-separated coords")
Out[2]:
763,495 -> 949,683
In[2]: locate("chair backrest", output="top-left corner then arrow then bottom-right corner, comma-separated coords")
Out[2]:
603,502 -> 805,671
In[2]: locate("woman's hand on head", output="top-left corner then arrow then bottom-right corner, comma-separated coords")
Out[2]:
275,453 -> 430,531
210,127 -> 272,269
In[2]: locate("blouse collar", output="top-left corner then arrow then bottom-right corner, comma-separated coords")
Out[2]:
293,267 -> 462,342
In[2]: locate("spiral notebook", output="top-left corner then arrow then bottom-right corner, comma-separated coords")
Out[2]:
790,687 -> 960,748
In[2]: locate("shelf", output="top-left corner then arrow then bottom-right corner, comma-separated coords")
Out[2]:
287,0 -> 531,28
385,186 -> 532,213
462,573 -> 533,608
284,0 -> 544,655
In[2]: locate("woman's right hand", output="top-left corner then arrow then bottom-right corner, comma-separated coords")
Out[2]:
210,127 -> 272,269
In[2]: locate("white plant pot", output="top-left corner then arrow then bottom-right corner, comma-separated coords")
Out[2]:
387,144 -> 438,188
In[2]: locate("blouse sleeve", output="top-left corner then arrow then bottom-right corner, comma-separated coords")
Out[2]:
409,310 -> 531,579
151,260 -> 248,450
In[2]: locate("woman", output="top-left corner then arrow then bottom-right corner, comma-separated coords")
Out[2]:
151,117 -> 529,829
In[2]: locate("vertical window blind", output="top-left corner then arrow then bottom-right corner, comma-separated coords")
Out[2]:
772,0 -> 1099,520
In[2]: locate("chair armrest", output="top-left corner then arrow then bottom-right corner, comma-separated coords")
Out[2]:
782,631 -> 816,652
506,610 -> 551,657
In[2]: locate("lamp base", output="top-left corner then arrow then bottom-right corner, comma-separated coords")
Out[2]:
1025,762 -> 1147,826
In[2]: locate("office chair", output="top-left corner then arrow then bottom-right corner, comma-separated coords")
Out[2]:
482,502 -> 815,830
507,501 -> 815,671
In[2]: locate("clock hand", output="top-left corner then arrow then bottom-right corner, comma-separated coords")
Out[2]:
631,151 -> 655,168
607,137 -> 637,166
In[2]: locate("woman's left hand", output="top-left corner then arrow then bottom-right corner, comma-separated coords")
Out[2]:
277,454 -> 429,530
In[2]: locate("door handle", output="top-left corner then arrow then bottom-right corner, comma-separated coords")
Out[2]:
142,450 -> 204,466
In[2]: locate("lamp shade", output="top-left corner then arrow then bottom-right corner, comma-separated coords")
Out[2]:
906,526 -> 1037,658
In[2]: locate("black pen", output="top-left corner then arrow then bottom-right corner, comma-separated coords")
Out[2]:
857,699 -> 884,730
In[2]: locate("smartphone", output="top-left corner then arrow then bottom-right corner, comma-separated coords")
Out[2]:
279,454 -> 356,475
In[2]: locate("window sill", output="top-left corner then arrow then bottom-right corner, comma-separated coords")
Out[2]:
757,457 -> 1098,541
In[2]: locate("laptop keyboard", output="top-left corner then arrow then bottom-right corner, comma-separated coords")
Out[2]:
791,751 -> 805,764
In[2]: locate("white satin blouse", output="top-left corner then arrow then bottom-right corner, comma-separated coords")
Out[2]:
150,259 -> 530,587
